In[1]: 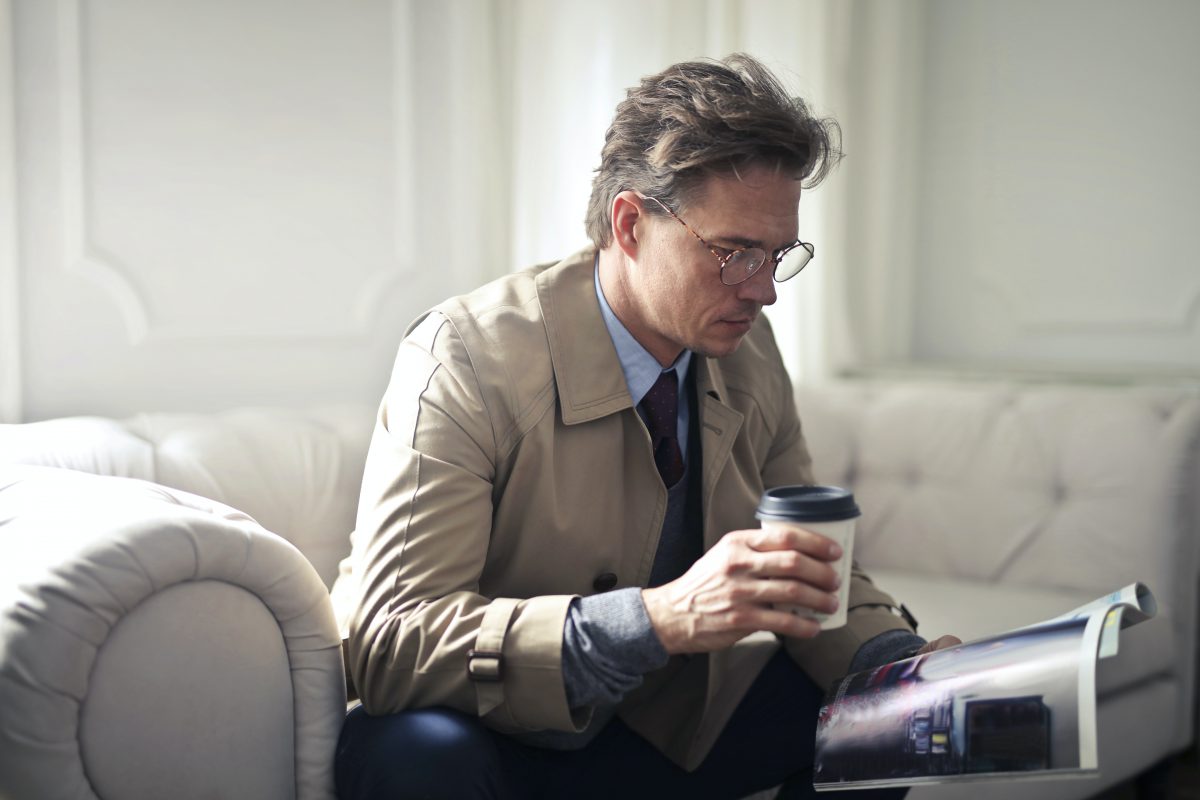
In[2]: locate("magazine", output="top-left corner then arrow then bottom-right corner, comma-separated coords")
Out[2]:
813,583 -> 1157,791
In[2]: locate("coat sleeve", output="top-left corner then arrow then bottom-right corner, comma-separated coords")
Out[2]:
759,356 -> 915,691
343,312 -> 584,734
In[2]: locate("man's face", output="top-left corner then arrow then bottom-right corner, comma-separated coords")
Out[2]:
627,164 -> 803,365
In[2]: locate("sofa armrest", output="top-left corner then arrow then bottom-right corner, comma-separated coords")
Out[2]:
0,466 -> 345,800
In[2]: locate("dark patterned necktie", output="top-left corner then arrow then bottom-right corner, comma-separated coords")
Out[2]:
640,370 -> 685,488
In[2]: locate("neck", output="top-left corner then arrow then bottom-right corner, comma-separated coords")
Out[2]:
597,246 -> 683,368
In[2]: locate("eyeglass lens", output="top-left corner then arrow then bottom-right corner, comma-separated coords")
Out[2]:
721,246 -> 813,285
774,245 -> 813,282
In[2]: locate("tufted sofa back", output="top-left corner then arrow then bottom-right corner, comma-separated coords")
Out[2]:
1,406 -> 375,588
6,382 -> 1198,605
796,381 -> 1200,599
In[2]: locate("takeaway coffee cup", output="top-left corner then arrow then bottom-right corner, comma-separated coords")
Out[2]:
755,485 -> 860,630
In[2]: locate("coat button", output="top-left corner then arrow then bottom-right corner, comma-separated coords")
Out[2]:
592,573 -> 618,592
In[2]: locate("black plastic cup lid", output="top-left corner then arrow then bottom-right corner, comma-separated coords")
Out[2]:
755,485 -> 860,522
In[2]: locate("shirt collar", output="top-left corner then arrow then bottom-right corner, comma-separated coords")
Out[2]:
594,261 -> 692,406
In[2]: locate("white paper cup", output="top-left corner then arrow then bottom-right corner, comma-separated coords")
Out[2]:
756,486 -> 860,630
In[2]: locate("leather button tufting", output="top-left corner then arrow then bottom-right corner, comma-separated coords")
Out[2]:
592,573 -> 618,592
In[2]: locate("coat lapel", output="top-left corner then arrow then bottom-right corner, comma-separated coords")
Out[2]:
694,356 -> 744,550
535,249 -> 633,424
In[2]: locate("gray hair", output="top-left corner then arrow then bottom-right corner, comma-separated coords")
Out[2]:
585,53 -> 842,248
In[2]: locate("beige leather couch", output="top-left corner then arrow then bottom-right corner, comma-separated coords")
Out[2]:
795,381 -> 1200,799
0,408 -> 371,800
1,381 -> 1196,800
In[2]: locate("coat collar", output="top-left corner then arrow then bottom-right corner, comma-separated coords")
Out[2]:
537,247 -> 745,552
536,248 -> 743,442
536,248 -> 635,425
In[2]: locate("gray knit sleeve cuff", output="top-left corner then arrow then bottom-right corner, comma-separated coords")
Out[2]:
848,628 -> 927,675
561,588 -> 670,710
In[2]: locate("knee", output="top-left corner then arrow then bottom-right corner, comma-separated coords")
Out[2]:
336,705 -> 501,800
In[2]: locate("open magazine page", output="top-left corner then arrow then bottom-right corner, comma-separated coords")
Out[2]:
1043,583 -> 1157,659
812,583 -> 1156,792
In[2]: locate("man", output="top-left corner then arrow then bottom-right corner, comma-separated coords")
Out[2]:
332,54 -> 957,799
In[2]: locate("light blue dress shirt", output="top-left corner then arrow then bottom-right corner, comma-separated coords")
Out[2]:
593,265 -> 692,456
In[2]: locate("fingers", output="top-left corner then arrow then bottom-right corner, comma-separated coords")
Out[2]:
732,574 -> 841,616
715,602 -> 825,642
738,525 -> 843,561
916,634 -> 963,655
642,583 -> 825,653
644,528 -> 848,654
756,606 -> 825,640
720,531 -> 841,592
648,568 -> 835,652
740,548 -> 841,591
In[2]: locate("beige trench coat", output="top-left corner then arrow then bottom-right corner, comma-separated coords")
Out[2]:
333,248 -> 912,770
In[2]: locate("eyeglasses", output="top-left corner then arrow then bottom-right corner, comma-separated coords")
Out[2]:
642,195 -> 814,286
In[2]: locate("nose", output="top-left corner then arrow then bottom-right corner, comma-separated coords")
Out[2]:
737,263 -> 777,306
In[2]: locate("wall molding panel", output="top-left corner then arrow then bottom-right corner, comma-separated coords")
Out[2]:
973,270 -> 1200,335
389,0 -> 417,271
56,0 -> 406,346
1,0 -> 21,422
905,2 -> 1200,372
57,0 -> 150,344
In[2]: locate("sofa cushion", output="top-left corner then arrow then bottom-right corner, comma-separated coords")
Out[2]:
0,407 -> 374,588
797,383 -> 1200,598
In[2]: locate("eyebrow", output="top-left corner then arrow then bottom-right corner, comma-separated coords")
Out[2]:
716,235 -> 764,249
713,233 -> 798,251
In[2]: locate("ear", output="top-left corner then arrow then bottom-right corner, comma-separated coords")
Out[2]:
610,191 -> 645,260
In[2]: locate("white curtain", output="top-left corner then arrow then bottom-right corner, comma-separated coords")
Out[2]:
398,0 -> 864,383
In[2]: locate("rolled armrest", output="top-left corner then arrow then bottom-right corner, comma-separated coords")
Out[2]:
0,466 -> 345,800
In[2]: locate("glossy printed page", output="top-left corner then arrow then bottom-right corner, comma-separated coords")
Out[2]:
813,584 -> 1156,791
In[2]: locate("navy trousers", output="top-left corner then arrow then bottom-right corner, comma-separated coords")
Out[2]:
335,649 -> 908,799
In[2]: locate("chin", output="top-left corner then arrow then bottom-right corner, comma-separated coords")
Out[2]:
692,337 -> 745,360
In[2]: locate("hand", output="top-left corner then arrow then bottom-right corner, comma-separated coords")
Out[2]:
641,526 -> 842,654
916,634 -> 962,655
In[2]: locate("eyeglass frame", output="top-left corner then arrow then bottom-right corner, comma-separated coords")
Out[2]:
640,194 -> 815,286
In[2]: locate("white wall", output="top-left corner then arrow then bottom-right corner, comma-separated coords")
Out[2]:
1,0 -> 20,423
9,1 -> 412,420
7,0 -> 540,422
7,1 -> 1195,423
842,0 -> 1200,377
4,0 -> 857,422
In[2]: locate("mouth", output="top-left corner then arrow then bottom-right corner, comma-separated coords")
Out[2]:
717,317 -> 755,333
718,310 -> 758,329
